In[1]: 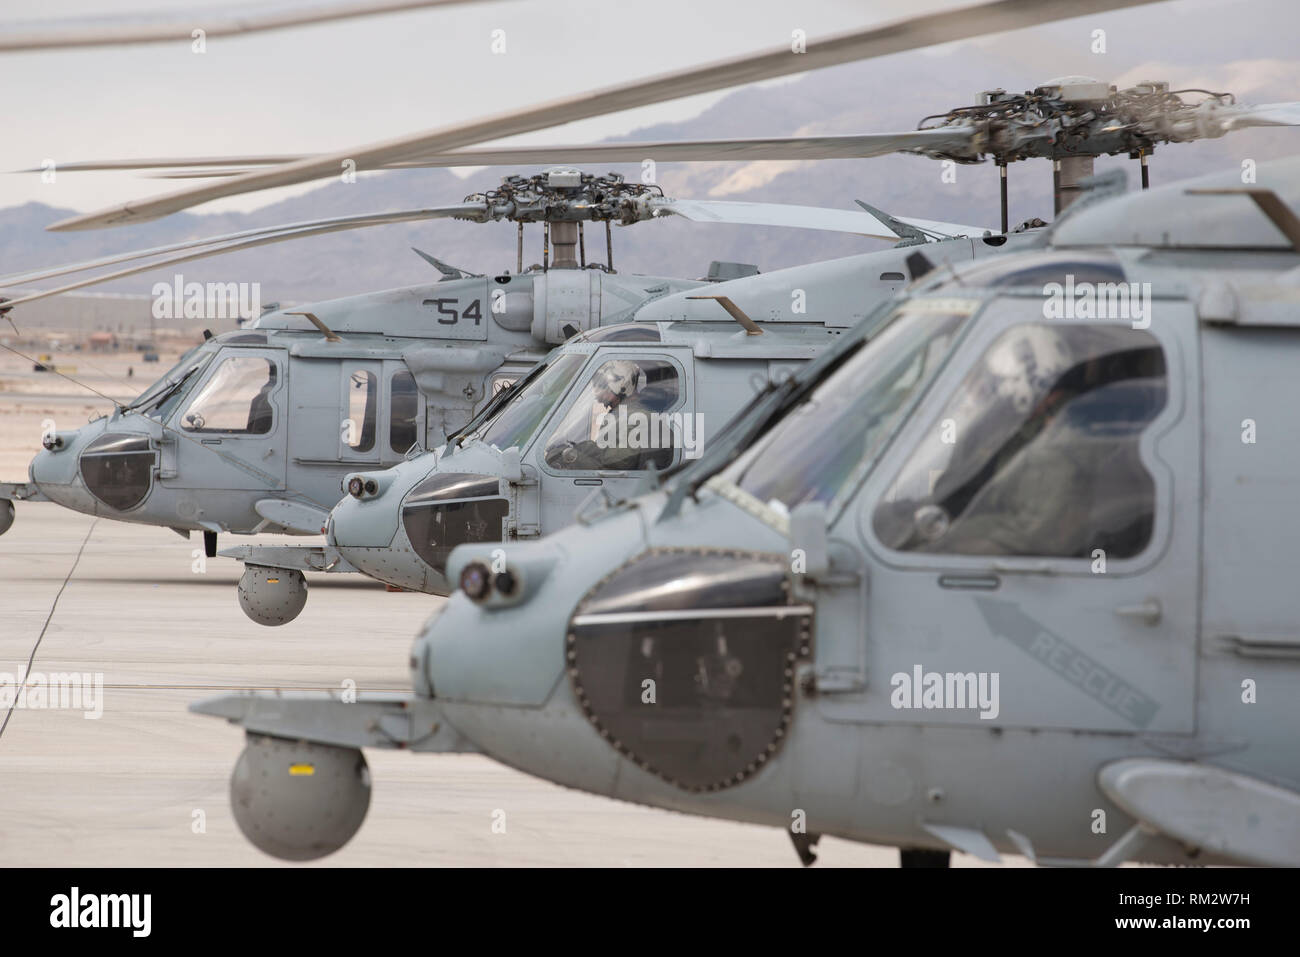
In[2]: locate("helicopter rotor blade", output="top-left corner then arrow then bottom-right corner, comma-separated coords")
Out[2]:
144,129 -> 975,178
1,187 -> 991,311
39,128 -> 979,178
651,198 -> 990,240
413,128 -> 978,165
47,0 -> 1165,232
1221,101 -> 1300,130
42,93 -> 1299,184
15,156 -> 304,173
0,0 -> 495,53
0,204 -> 486,309
2,190 -> 982,302
147,168 -> 288,179
0,204 -> 487,287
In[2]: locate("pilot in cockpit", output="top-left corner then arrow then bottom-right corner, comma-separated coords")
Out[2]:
246,365 -> 277,435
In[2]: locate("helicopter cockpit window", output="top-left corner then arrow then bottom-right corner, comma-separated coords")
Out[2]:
390,370 -> 419,455
731,301 -> 972,511
180,356 -> 277,434
345,370 -> 377,452
543,358 -> 681,471
127,345 -> 211,420
474,353 -> 587,452
872,323 -> 1167,559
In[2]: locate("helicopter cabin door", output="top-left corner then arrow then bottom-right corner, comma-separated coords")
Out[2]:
386,361 -> 423,461
166,347 -> 287,493
335,360 -> 424,466
531,349 -> 693,532
851,308 -> 1201,735
338,360 -> 384,466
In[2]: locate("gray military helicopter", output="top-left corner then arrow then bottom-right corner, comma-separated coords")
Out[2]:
1,167 -> 972,549
21,3 -> 1297,569
225,222 -> 1046,624
18,0 -> 1296,558
233,311 -> 853,622
194,153 -> 1300,866
216,67 -> 1300,621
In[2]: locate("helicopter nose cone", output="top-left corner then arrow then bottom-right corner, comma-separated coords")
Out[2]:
331,462 -> 509,596
29,445 -> 71,492
30,421 -> 154,516
30,421 -> 130,520
418,504 -> 812,793
30,424 -> 84,488
327,471 -> 409,586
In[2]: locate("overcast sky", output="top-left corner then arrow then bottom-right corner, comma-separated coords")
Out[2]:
0,0 -> 1287,215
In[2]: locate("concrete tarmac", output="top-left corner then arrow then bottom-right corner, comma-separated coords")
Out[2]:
0,502 -> 1012,867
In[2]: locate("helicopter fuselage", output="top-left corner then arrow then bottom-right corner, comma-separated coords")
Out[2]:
225,233 -> 1040,622
10,267 -> 707,538
193,158 -> 1300,865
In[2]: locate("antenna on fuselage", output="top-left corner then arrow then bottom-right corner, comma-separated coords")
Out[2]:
285,311 -> 341,342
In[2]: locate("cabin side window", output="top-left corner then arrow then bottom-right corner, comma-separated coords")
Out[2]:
390,370 -> 419,454
345,369 -> 377,453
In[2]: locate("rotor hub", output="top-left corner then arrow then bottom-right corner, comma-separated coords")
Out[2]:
915,82 -> 1239,165
462,167 -> 664,226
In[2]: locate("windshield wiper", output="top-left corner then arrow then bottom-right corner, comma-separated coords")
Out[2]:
126,365 -> 197,412
447,368 -> 535,451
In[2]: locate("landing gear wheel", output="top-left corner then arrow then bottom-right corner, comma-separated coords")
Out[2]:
899,847 -> 951,868
231,734 -> 371,861
237,564 -> 307,626
0,500 -> 13,537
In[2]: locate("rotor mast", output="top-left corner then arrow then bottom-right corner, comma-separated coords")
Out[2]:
1055,156 -> 1095,215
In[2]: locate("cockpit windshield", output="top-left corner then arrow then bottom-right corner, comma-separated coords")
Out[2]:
125,343 -> 213,419
724,297 -> 978,512
469,352 -> 588,451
